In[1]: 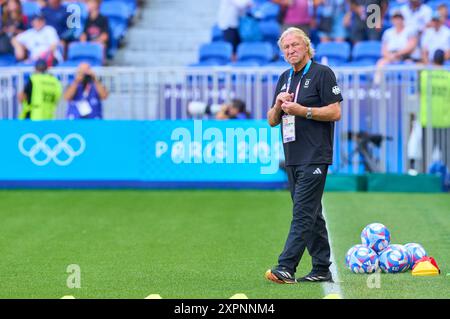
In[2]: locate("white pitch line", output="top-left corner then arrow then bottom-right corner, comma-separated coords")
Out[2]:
321,203 -> 344,299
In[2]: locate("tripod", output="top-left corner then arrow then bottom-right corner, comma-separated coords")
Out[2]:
343,132 -> 393,173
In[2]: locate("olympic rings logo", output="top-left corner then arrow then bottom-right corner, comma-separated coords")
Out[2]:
18,133 -> 86,166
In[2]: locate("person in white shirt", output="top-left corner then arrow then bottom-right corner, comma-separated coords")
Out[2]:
377,11 -> 419,66
217,0 -> 253,56
400,0 -> 432,34
374,11 -> 419,83
11,13 -> 61,64
421,12 -> 450,64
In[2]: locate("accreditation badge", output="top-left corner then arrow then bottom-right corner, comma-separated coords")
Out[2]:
282,114 -> 296,143
76,100 -> 93,117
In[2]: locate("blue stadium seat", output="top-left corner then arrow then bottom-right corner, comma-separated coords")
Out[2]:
211,25 -> 224,42
198,41 -> 233,65
100,1 -> 131,57
314,42 -> 351,66
0,54 -> 16,67
352,41 -> 381,64
228,60 -> 261,67
426,0 -> 447,11
388,1 -> 404,11
237,42 -> 274,65
259,20 -> 281,46
101,1 -> 132,21
67,42 -> 104,66
251,2 -> 280,20
22,1 -> 41,18
267,59 -> 290,68
103,0 -> 137,17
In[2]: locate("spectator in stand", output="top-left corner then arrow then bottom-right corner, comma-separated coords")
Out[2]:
420,12 -> 450,65
0,0 -> 28,55
374,10 -> 418,82
344,0 -> 387,44
437,3 -> 450,28
217,0 -> 253,58
379,10 -> 419,64
215,98 -> 250,120
41,0 -> 74,43
399,0 -> 432,34
11,13 -> 62,65
315,0 -> 347,42
272,0 -> 313,36
0,0 -> 7,18
64,62 -> 109,119
80,0 -> 109,49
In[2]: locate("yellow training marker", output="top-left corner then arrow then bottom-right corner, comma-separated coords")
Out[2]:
145,294 -> 162,299
61,295 -> 75,299
229,293 -> 248,299
412,261 -> 440,276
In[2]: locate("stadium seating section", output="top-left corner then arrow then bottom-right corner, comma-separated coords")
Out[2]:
0,0 -> 138,67
194,0 -> 450,68
2,0 -> 450,68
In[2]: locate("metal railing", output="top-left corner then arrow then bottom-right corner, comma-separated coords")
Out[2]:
1,65 -> 449,176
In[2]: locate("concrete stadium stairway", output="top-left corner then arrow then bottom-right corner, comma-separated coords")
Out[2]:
113,0 -> 219,66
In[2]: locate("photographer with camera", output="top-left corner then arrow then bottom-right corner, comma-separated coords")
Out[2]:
64,62 -> 109,119
215,98 -> 250,120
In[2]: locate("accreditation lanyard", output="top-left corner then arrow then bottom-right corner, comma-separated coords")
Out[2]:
282,60 -> 312,144
285,59 -> 312,101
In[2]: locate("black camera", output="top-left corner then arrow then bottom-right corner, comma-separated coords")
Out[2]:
82,74 -> 93,85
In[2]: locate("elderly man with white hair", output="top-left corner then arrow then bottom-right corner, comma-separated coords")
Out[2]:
265,27 -> 343,284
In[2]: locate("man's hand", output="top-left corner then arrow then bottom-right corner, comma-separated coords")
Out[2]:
281,101 -> 303,116
276,92 -> 294,108
74,71 -> 84,83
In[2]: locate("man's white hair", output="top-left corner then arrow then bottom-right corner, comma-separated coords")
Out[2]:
277,27 -> 315,58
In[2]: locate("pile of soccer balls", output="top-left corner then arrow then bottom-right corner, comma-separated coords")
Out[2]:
345,223 -> 427,273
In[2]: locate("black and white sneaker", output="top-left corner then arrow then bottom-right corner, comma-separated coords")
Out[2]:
297,270 -> 333,283
265,267 -> 297,284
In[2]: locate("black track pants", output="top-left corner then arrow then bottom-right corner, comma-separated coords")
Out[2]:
278,163 -> 332,274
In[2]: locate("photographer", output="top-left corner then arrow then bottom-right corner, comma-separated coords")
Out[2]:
215,98 -> 250,120
64,62 -> 109,119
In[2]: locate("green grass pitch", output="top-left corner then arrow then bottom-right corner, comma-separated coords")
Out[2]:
0,190 -> 448,299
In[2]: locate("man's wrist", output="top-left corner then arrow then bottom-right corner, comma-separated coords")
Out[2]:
295,105 -> 307,117
306,107 -> 313,120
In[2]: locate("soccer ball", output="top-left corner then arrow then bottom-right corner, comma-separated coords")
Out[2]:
346,245 -> 379,274
378,244 -> 411,273
361,223 -> 391,253
345,244 -> 366,268
404,243 -> 427,267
